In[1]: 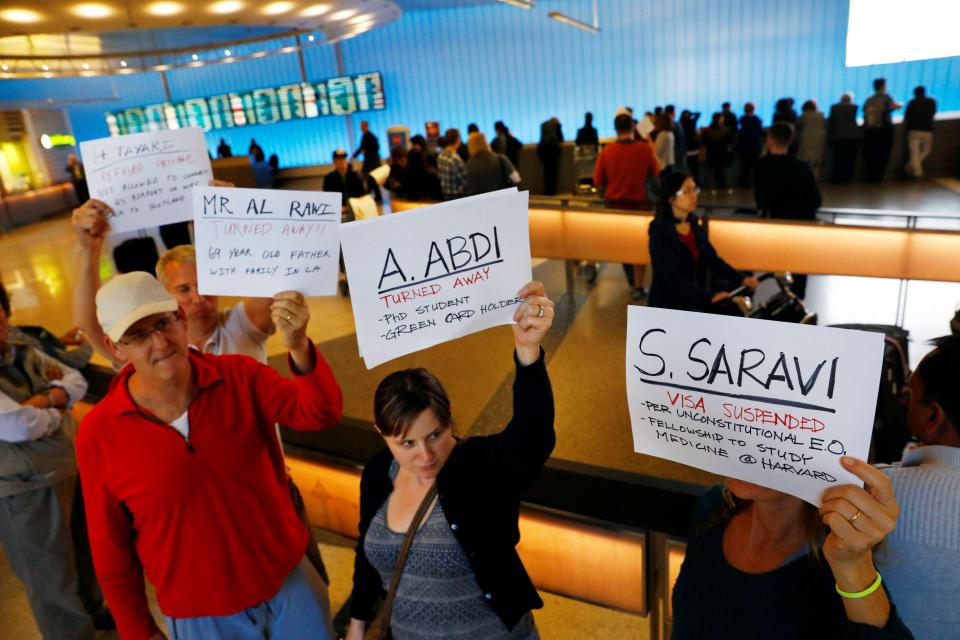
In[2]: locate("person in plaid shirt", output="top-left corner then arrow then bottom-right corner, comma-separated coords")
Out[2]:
437,128 -> 468,200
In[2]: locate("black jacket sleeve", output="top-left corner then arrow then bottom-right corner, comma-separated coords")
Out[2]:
349,452 -> 391,621
467,349 -> 555,493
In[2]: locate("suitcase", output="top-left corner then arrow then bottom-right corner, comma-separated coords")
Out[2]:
830,324 -> 911,463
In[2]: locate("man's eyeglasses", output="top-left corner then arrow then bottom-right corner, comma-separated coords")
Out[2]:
118,314 -> 179,347
676,186 -> 701,196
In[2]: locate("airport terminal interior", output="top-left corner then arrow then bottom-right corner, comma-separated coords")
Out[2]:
1,1 -> 959,639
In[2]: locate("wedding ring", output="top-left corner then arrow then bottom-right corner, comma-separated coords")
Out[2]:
536,304 -> 545,319
849,510 -> 862,523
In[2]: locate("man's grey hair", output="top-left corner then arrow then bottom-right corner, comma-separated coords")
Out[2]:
155,244 -> 196,288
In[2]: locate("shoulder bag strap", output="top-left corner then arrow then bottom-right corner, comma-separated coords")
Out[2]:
364,481 -> 439,640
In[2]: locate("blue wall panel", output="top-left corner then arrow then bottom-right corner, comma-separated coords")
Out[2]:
340,0 -> 959,143
2,0 -> 957,167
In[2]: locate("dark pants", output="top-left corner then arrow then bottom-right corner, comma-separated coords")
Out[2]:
708,161 -> 730,190
538,144 -> 561,195
830,140 -> 860,184
737,150 -> 760,187
862,127 -> 893,182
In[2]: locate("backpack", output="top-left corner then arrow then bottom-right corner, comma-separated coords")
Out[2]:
863,95 -> 887,128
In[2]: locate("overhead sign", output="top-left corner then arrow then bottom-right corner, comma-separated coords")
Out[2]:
105,72 -> 386,136
341,189 -> 532,369
40,134 -> 76,149
80,127 -> 212,233
626,307 -> 884,506
192,186 -> 342,297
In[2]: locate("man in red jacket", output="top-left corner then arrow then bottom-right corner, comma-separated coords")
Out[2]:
77,272 -> 343,640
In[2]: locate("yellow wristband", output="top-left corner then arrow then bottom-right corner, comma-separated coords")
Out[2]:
835,572 -> 882,599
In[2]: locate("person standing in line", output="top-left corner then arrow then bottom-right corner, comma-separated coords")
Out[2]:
537,117 -> 564,195
797,100 -> 827,179
735,103 -> 763,187
720,102 -> 738,133
575,112 -> 599,147
680,110 -> 701,182
437,128 -> 468,200
653,113 -> 675,173
593,113 -> 660,299
903,86 -> 936,179
491,121 -> 523,168
0,282 -> 97,640
827,93 -> 861,184
248,139 -> 264,162
701,113 -> 734,194
352,121 -> 381,175
876,334 -> 960,639
754,122 -> 822,222
664,105 -> 686,171
861,78 -> 902,183
78,272 -> 343,640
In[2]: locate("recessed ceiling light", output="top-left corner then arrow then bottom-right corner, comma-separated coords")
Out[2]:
146,2 -> 184,16
41,63 -> 49,70
81,62 -> 90,69
223,49 -> 231,56
208,0 -> 244,14
0,8 -> 45,23
261,1 -> 294,15
191,53 -> 198,60
71,3 -> 115,19
120,59 -> 127,67
301,3 -> 330,17
330,8 -> 357,20
347,13 -> 373,24
306,34 -> 315,41
0,64 -> 8,71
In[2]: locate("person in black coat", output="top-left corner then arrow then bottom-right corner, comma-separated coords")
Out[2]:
753,122 -> 822,221
322,149 -> 366,202
575,112 -> 599,146
346,281 -> 555,639
648,171 -> 758,312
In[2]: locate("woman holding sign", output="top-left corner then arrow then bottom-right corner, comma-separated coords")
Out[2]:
346,281 -> 554,640
671,458 -> 914,638
647,171 -> 759,311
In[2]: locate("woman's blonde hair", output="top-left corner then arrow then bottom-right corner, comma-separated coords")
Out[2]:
467,131 -> 490,157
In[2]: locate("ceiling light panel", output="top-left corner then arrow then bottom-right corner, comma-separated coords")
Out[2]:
330,8 -> 357,20
261,1 -> 295,15
301,4 -> 330,17
208,1 -> 245,14
145,2 -> 184,16
0,8 -> 45,23
71,3 -> 115,19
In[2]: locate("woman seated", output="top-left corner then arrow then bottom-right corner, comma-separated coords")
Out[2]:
648,171 -> 758,311
347,281 -> 555,640
672,457 -> 913,639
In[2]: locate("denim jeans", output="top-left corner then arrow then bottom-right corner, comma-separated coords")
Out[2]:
165,555 -> 333,640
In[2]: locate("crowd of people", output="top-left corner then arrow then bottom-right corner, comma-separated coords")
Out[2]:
0,77 -> 951,640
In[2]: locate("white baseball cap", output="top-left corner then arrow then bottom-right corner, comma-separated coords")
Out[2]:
96,272 -> 178,342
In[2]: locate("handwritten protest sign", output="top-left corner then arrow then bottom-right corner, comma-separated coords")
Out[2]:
192,186 -> 341,297
626,307 -> 884,505
80,128 -> 212,233
341,188 -> 532,369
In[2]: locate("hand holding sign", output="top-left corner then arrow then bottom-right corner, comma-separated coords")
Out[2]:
271,290 -> 315,373
625,307 -> 885,505
820,457 -> 899,568
512,280 -> 554,366
72,199 -> 112,250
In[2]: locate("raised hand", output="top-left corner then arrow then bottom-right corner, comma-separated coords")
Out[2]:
511,280 -> 554,365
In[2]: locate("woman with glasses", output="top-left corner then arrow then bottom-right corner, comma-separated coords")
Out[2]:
647,171 -> 758,311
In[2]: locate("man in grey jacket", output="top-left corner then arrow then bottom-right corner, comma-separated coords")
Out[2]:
0,282 -> 94,639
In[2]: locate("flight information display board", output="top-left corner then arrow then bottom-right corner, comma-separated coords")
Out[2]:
105,71 -> 385,136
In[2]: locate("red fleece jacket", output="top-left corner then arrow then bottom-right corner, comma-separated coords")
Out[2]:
76,345 -> 342,640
